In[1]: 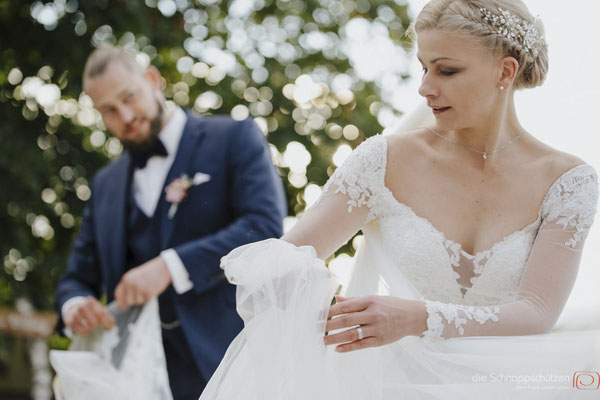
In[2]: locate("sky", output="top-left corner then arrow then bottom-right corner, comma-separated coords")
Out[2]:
399,0 -> 600,325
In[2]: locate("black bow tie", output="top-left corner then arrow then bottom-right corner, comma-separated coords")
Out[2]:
130,140 -> 168,169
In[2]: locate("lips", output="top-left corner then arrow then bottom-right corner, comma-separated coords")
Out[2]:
431,106 -> 451,114
126,120 -> 145,134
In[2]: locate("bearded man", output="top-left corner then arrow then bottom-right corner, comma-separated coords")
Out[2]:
55,45 -> 286,400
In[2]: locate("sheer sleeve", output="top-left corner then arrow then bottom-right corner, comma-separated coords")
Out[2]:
423,165 -> 599,339
282,135 -> 388,260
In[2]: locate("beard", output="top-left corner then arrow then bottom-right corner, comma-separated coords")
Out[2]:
121,99 -> 165,154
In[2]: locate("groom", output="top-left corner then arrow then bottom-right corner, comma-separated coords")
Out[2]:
55,45 -> 287,399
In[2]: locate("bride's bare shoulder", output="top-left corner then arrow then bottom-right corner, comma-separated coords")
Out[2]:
528,138 -> 590,184
383,128 -> 433,165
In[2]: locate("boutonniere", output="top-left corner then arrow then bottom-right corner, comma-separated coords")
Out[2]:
165,172 -> 211,219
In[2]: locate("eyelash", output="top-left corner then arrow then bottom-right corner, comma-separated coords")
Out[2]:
421,67 -> 457,76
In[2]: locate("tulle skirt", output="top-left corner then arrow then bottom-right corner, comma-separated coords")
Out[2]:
200,238 -> 600,400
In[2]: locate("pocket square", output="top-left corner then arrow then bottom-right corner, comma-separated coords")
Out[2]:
193,172 -> 211,185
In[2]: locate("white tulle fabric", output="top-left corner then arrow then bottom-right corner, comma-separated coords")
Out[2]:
200,135 -> 600,399
50,299 -> 172,400
199,240 -> 340,399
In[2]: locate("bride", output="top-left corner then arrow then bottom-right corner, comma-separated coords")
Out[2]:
200,0 -> 599,398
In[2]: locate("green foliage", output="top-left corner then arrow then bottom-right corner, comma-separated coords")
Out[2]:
0,0 -> 413,313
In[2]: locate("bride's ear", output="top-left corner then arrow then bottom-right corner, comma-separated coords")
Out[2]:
497,56 -> 519,90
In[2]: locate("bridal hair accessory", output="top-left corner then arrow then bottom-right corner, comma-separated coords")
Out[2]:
356,326 -> 364,340
426,127 -> 523,160
165,172 -> 211,218
479,7 -> 545,57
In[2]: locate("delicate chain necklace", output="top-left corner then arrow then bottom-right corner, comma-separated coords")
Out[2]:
426,127 -> 523,160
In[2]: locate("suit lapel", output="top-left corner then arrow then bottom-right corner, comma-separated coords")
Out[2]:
160,113 -> 205,248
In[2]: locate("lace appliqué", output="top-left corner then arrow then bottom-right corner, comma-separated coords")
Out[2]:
444,241 -> 461,270
542,166 -> 599,248
322,135 -> 387,223
423,300 -> 500,338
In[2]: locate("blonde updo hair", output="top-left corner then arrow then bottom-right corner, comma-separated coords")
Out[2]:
413,0 -> 548,90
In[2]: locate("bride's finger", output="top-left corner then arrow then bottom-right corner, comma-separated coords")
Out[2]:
325,312 -> 364,332
324,325 -> 371,346
335,336 -> 379,353
327,297 -> 368,318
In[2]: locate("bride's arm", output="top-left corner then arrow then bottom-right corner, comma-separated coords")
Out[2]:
281,189 -> 369,260
282,136 -> 386,259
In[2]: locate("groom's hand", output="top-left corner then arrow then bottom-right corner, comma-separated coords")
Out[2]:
64,297 -> 115,336
114,256 -> 173,309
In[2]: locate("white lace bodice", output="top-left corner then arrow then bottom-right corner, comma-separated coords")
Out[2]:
292,135 -> 599,339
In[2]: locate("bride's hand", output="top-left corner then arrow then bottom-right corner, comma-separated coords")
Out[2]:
324,295 -> 427,352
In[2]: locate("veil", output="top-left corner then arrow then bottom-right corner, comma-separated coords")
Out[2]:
385,101 -> 435,136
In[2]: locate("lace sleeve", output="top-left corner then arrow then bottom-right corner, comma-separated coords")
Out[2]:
423,165 -> 599,339
540,165 -> 599,248
321,135 -> 387,223
282,135 -> 387,259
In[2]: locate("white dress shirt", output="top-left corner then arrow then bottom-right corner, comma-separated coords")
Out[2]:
62,107 -> 194,323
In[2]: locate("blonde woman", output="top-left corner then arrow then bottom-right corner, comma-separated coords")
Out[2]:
200,0 -> 599,398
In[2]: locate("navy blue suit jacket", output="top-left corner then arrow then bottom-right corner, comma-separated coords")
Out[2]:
55,112 -> 287,379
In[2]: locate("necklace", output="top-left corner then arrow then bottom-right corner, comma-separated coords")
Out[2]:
426,127 -> 523,160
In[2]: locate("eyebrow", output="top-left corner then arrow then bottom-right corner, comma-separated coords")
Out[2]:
417,56 -> 457,64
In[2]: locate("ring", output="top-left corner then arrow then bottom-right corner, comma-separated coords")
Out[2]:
356,326 -> 364,340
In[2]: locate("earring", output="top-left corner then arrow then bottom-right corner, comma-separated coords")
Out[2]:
499,85 -> 505,91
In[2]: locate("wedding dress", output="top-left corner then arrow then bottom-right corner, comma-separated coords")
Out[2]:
200,134 -> 599,399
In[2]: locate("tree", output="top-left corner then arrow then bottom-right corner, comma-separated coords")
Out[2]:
0,0 -> 413,350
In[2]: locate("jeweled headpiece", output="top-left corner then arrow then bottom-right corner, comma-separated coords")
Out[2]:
479,7 -> 545,57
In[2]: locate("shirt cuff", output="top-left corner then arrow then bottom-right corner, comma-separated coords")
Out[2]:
161,248 -> 194,294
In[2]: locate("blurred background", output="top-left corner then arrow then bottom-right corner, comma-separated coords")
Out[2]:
0,0 -> 598,399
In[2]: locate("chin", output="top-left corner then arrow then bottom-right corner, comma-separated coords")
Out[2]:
120,131 -> 152,150
129,126 -> 151,141
434,116 -> 465,132
122,132 -> 143,144
433,119 -> 453,132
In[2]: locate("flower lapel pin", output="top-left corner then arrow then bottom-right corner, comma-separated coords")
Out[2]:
165,172 -> 211,219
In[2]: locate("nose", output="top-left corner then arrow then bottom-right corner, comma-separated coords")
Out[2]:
418,73 -> 438,99
117,104 -> 135,124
